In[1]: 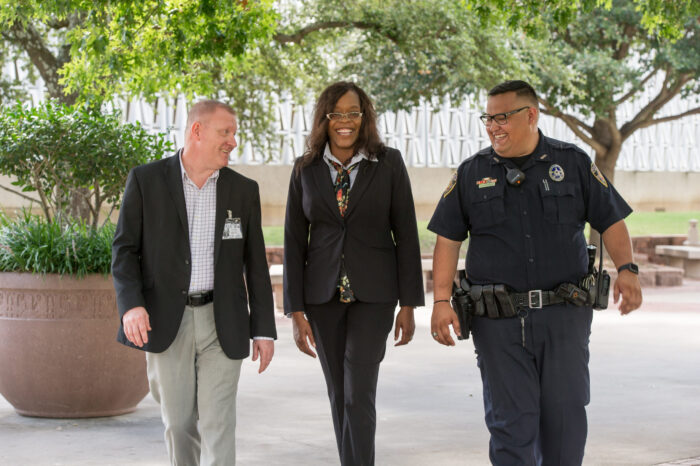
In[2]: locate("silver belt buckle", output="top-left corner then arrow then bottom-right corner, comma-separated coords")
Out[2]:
528,290 -> 543,309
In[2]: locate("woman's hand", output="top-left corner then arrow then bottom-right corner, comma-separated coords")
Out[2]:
292,311 -> 317,358
394,306 -> 415,346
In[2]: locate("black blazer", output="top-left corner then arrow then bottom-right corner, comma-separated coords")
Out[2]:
112,153 -> 276,359
283,147 -> 424,314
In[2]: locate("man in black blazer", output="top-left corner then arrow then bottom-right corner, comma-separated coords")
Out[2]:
112,100 -> 276,465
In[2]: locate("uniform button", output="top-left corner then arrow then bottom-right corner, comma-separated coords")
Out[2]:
523,210 -> 527,215
525,234 -> 531,238
529,258 -> 534,263
181,290 -> 187,295
185,260 -> 189,265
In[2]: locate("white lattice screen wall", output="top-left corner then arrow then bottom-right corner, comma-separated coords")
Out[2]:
13,80 -> 700,171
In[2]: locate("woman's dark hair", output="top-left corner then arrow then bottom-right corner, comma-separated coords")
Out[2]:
298,81 -> 384,172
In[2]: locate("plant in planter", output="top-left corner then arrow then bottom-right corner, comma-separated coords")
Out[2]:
0,101 -> 172,418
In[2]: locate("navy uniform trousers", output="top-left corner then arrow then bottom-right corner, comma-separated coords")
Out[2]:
471,303 -> 593,466
305,298 -> 396,466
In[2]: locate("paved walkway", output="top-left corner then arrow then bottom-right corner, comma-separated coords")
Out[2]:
2,281 -> 700,465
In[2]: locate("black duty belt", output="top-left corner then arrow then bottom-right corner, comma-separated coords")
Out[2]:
186,290 -> 214,306
509,290 -> 566,309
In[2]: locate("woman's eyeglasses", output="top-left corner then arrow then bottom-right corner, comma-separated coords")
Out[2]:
326,112 -> 363,121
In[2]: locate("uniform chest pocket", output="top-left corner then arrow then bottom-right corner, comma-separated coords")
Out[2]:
540,183 -> 579,224
469,183 -> 505,231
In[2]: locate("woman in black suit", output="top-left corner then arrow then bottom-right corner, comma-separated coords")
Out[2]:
283,81 -> 424,465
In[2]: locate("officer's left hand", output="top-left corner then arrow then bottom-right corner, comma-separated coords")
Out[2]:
252,339 -> 274,373
614,270 -> 642,315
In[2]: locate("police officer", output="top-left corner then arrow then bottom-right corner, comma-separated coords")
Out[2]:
428,80 -> 642,465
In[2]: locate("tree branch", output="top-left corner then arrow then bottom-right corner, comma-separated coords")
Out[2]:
46,18 -> 70,29
274,21 -> 394,44
0,184 -> 42,204
632,106 -> 700,130
539,98 -> 606,154
620,72 -> 692,139
539,98 -> 594,133
614,65 -> 660,106
3,21 -> 76,103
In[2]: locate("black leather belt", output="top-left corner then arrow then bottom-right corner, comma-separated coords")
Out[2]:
186,290 -> 214,306
509,290 -> 566,309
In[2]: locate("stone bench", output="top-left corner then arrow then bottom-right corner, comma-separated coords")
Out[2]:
654,245 -> 700,279
607,263 -> 684,288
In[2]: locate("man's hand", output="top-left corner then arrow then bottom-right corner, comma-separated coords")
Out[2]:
122,306 -> 151,347
252,339 -> 274,373
431,301 -> 460,346
614,270 -> 642,315
394,306 -> 415,346
291,311 -> 316,358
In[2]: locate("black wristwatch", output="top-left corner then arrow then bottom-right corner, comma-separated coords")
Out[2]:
617,263 -> 639,275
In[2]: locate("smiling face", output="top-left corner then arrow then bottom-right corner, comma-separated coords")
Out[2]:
327,90 -> 362,162
193,107 -> 238,170
485,91 -> 539,158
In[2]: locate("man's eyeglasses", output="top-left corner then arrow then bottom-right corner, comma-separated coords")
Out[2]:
326,112 -> 363,121
479,106 -> 530,126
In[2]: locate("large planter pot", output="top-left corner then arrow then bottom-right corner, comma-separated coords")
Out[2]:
0,272 -> 149,418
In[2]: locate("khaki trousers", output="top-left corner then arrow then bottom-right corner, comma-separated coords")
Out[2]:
147,303 -> 242,466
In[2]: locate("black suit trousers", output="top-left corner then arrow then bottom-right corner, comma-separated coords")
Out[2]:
305,298 -> 396,466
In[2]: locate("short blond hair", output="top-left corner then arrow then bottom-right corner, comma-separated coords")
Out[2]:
186,100 -> 236,130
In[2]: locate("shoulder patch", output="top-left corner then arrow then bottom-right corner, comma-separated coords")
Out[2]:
443,171 -> 458,198
591,163 -> 608,187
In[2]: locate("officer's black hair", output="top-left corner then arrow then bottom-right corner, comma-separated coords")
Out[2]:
487,80 -> 538,105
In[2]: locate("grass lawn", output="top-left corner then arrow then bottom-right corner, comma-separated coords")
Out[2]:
263,211 -> 700,252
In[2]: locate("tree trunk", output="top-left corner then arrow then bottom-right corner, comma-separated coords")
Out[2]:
590,118 -> 622,184
6,22 -> 78,106
69,189 -> 92,225
588,118 -> 624,247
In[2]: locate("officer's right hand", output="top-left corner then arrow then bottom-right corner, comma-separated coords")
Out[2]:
431,302 -> 461,346
292,311 -> 316,358
122,306 -> 151,347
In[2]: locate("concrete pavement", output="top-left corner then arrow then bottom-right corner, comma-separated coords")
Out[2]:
1,281 -> 700,465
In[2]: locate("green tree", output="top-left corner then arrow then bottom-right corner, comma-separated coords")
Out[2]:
286,0 -> 698,183
0,101 -> 172,228
1,0 -> 697,180
533,1 -> 700,181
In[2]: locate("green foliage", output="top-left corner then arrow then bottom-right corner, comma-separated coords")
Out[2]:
532,1 -> 700,118
0,212 -> 114,276
324,0 -> 522,111
0,0 -> 697,163
463,0 -> 699,41
56,0 -> 278,103
0,101 -> 172,227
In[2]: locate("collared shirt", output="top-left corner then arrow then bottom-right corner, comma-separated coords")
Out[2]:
428,131 -> 632,292
322,144 -> 377,187
179,152 -> 271,341
179,152 -> 218,293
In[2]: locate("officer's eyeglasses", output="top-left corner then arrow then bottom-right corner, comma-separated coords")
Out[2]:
480,106 -> 530,126
326,112 -> 363,121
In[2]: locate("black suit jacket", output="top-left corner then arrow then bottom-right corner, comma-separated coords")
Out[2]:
283,147 -> 424,314
112,153 -> 276,359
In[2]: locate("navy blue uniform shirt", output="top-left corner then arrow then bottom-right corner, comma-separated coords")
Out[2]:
428,131 -> 632,292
